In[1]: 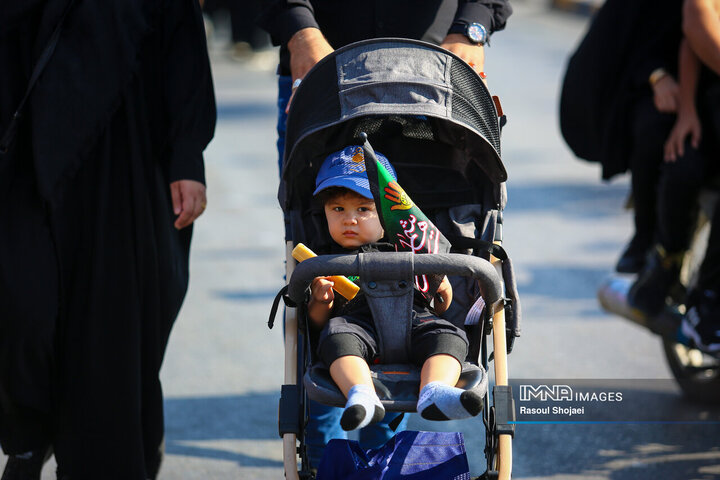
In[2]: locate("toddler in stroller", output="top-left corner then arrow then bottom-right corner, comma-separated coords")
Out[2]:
270,38 -> 521,479
308,146 -> 484,432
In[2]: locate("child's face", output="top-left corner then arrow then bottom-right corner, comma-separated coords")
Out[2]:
324,192 -> 384,248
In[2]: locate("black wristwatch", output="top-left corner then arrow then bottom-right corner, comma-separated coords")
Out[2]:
448,22 -> 488,45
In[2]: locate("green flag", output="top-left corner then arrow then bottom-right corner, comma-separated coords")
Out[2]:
361,134 -> 452,298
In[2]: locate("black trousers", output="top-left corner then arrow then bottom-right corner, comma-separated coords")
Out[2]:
318,301 -> 468,368
655,143 -> 712,253
628,95 -> 675,248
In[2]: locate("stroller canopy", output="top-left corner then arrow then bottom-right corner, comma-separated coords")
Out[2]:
282,38 -> 506,213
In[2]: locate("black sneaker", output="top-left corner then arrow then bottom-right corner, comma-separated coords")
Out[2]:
682,290 -> 720,355
628,246 -> 683,316
1,446 -> 52,480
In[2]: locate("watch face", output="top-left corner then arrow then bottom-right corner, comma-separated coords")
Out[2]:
467,23 -> 486,44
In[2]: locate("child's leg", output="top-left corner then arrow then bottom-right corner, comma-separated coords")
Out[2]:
419,353 -> 461,390
410,316 -> 480,420
328,354 -> 385,431
319,319 -> 386,431
417,354 -> 484,421
329,355 -> 374,396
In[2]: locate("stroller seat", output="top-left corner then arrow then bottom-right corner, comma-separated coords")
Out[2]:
288,250 -> 501,413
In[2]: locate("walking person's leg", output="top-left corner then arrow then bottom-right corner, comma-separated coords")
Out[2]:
618,96 -> 674,273
629,141 -> 709,315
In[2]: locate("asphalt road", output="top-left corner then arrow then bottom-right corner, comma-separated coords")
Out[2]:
3,1 -> 719,478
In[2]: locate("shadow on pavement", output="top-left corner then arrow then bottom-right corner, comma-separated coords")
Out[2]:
164,392 -> 282,467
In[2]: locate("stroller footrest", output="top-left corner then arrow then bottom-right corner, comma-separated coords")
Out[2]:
278,384 -> 301,437
304,362 -> 487,412
492,385 -> 516,437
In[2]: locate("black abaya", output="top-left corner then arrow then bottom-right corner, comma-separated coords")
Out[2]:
559,0 -> 682,180
0,0 -> 216,478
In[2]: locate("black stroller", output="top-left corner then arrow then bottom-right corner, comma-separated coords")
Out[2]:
269,38 -> 521,479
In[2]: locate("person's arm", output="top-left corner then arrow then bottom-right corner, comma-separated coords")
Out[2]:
308,276 -> 335,327
287,27 -> 334,83
164,0 -> 216,229
627,0 -> 682,112
440,0 -> 512,76
256,0 -> 333,81
282,27 -> 334,113
256,0 -> 319,47
664,38 -> 702,162
683,0 -> 720,75
650,71 -> 680,113
257,1 -> 333,108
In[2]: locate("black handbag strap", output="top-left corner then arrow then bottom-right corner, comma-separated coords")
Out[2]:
0,0 -> 75,154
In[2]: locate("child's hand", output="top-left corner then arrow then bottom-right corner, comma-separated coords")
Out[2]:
311,277 -> 335,305
434,276 -> 453,314
308,277 -> 335,327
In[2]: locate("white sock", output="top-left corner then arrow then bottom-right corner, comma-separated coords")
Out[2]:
340,384 -> 385,431
417,381 -> 483,420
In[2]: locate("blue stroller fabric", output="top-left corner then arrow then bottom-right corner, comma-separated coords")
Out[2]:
316,431 -> 471,479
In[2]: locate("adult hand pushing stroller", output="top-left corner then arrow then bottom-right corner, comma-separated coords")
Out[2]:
269,39 -> 521,479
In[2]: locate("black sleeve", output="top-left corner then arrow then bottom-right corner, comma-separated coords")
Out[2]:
453,0 -> 513,35
257,0 -> 320,47
162,0 -> 217,184
627,0 -> 682,89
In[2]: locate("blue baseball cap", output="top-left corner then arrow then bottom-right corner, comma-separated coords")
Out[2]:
314,145 -> 396,199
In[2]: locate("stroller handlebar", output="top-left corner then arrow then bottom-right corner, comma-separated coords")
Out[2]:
287,252 -> 503,307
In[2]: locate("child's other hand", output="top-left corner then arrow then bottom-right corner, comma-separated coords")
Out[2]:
311,276 -> 335,305
434,276 -> 453,314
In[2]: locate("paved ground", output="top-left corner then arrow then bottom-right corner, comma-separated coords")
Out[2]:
3,1 -> 720,478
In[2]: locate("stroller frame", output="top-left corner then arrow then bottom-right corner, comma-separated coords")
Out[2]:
271,39 -> 520,479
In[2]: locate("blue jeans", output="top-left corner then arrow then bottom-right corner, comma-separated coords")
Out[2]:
276,75 -> 292,173
276,75 -> 408,468
305,401 -> 407,467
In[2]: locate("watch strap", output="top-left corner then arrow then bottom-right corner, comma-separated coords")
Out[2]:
448,22 -> 467,35
448,21 -> 487,45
